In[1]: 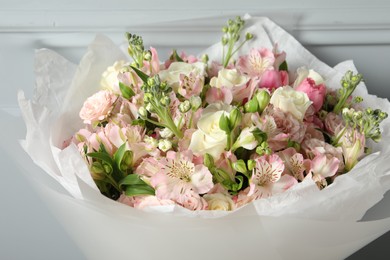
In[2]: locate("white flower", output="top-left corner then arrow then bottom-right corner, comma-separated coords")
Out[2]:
210,68 -> 249,89
158,61 -> 206,91
100,60 -> 127,93
189,103 -> 232,159
232,127 -> 258,150
203,193 -> 235,211
293,67 -> 325,87
270,86 -> 312,121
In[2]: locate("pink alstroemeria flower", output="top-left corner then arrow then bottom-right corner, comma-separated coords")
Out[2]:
178,71 -> 204,99
278,147 -> 311,181
150,151 -> 213,204
237,48 -> 275,77
311,152 -> 339,184
248,154 -> 296,199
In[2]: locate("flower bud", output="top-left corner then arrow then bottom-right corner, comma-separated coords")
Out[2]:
229,108 -> 242,130
160,96 -> 171,106
190,96 -> 202,111
179,100 -> 191,113
160,128 -> 174,139
204,153 -> 215,169
247,159 -> 256,171
120,150 -> 133,170
245,32 -> 253,40
145,103 -> 155,113
90,163 -> 106,180
202,54 -> 209,64
143,93 -> 153,103
244,98 -> 259,113
233,159 -> 248,173
256,90 -> 271,113
158,139 -> 172,152
144,136 -> 158,147
143,50 -> 152,61
219,113 -> 231,133
147,77 -> 156,86
138,107 -> 148,117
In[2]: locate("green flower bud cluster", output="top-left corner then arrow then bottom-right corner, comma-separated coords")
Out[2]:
126,32 -> 152,68
244,90 -> 270,113
221,16 -> 254,67
131,66 -> 183,139
342,107 -> 388,142
333,71 -> 363,114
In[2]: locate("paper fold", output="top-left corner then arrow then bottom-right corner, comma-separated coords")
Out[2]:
15,16 -> 390,259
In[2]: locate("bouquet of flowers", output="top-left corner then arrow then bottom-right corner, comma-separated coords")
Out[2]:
18,16 -> 390,259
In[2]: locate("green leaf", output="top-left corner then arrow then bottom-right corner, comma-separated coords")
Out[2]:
125,185 -> 155,196
87,152 -> 114,165
120,174 -> 155,196
119,82 -> 135,99
204,153 -> 215,169
130,65 -> 149,83
279,60 -> 288,71
172,49 -> 184,62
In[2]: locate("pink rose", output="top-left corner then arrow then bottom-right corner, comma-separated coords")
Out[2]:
79,90 -> 117,125
259,70 -> 289,90
295,78 -> 326,112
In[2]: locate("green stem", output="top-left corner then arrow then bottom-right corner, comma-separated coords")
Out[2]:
223,41 -> 235,67
105,174 -> 121,192
230,39 -> 248,58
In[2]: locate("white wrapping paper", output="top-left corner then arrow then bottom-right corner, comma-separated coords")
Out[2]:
16,16 -> 390,259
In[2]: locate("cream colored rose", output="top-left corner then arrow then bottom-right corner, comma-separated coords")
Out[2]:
189,103 -> 232,160
210,68 -> 249,89
293,67 -> 325,87
158,61 -> 206,91
270,86 -> 312,121
100,60 -> 127,93
203,193 -> 235,211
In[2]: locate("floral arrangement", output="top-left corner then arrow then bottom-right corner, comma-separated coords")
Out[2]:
64,16 -> 388,212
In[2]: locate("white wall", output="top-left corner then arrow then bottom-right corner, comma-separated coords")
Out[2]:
1,0 -> 390,113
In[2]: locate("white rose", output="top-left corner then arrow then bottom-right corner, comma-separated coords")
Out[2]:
189,103 -> 232,159
203,193 -> 235,211
100,60 -> 127,93
293,67 -> 325,87
210,68 -> 249,89
270,86 -> 312,121
158,61 -> 206,91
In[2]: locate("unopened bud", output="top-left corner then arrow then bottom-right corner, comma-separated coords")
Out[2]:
160,96 -> 171,106
247,159 -> 256,171
179,100 -> 191,113
143,50 -> 152,61
244,98 -> 259,113
245,32 -> 253,40
190,96 -> 202,111
138,107 -> 148,117
158,139 -> 172,152
256,90 -> 271,113
233,160 -> 248,173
